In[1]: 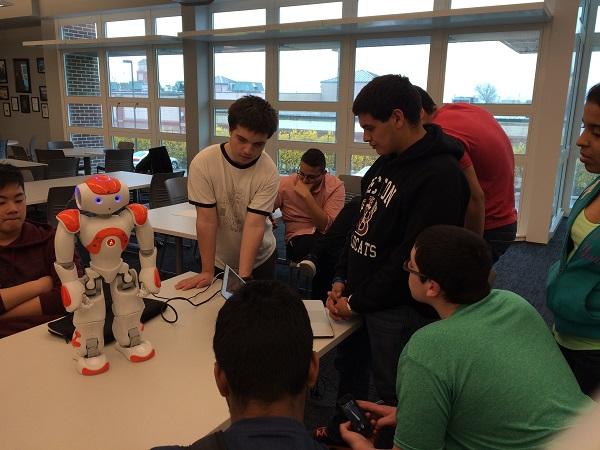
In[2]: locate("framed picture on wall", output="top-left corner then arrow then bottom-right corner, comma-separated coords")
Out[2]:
0,59 -> 7,83
3,102 -> 10,117
41,102 -> 49,118
19,95 -> 30,114
36,57 -> 45,74
31,96 -> 40,112
0,86 -> 8,100
13,58 -> 31,93
39,85 -> 47,101
11,96 -> 18,111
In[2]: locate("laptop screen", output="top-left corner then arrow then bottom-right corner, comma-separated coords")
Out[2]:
221,265 -> 246,300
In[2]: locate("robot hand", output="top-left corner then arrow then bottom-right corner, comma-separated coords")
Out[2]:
60,280 -> 87,313
138,267 -> 161,296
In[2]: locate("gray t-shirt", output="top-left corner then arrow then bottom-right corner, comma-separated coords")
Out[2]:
188,143 -> 279,271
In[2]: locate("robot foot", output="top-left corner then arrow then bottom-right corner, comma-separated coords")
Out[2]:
76,354 -> 110,376
115,340 -> 155,363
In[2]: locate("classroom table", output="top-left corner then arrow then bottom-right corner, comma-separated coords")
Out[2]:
24,171 -> 153,205
0,272 -> 361,450
0,158 -> 47,168
147,202 -> 196,274
62,148 -> 106,175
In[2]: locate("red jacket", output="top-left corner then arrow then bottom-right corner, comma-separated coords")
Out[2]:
0,221 -> 82,338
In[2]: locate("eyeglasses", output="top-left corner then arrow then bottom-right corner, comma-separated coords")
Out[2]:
402,260 -> 429,283
296,169 -> 324,182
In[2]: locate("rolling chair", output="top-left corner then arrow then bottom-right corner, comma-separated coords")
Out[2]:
97,149 -> 134,173
45,157 -> 79,179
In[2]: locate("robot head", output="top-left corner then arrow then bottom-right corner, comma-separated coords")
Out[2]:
75,174 -> 130,215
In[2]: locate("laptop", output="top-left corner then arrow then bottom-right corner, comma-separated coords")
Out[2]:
220,265 -> 334,338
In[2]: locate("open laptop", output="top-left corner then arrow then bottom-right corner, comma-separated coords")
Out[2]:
220,265 -> 334,338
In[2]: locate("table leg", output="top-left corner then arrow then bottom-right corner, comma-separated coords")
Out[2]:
175,237 -> 183,274
84,157 -> 91,175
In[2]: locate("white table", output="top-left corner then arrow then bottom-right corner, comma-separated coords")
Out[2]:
0,158 -> 46,168
62,148 -> 106,175
0,272 -> 361,450
148,203 -> 197,274
7,139 -> 18,146
25,171 -> 153,205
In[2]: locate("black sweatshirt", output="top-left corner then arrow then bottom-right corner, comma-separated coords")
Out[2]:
335,124 -> 469,314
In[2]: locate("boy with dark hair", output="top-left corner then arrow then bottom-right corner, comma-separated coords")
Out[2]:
275,147 -> 345,263
154,280 -> 326,449
0,163 -> 82,337
415,86 -> 517,261
325,74 -> 469,408
177,95 -> 280,290
340,225 -> 589,450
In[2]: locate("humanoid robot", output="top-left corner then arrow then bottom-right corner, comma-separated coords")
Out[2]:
54,174 -> 161,376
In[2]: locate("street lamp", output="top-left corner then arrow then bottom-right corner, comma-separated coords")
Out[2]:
123,59 -> 134,97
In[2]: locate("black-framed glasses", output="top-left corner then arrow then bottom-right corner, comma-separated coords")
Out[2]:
297,169 -> 325,182
402,260 -> 429,283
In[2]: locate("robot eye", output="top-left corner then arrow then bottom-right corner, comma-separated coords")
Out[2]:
115,195 -> 121,203
95,197 -> 103,204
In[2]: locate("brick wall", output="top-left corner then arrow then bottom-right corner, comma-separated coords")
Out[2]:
70,133 -> 104,148
68,104 -> 103,128
61,24 -> 97,40
64,53 -> 100,96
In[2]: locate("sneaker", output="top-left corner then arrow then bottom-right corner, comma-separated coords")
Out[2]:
297,259 -> 316,278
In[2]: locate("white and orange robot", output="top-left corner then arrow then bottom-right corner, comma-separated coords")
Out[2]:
54,174 -> 161,376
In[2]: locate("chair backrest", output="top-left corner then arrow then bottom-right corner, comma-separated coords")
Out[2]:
339,174 -> 362,195
150,171 -> 185,209
164,176 -> 188,205
35,149 -> 65,164
20,169 -> 34,182
105,149 -> 134,172
47,186 -> 77,228
8,145 -> 30,161
135,146 -> 173,174
0,139 -> 7,159
45,157 -> 79,179
117,141 -> 135,150
47,140 -> 74,150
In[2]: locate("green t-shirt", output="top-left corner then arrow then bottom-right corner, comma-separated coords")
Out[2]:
394,290 -> 589,450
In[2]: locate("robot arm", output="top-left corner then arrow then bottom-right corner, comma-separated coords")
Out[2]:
125,204 -> 161,294
54,209 -> 85,312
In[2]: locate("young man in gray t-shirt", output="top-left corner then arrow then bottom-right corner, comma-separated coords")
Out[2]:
176,96 -> 279,290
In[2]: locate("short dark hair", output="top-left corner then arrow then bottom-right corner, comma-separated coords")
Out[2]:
414,86 -> 437,115
213,280 -> 313,407
301,148 -> 326,171
414,225 -> 492,304
228,95 -> 278,138
0,163 -> 24,190
352,74 -> 422,126
587,83 -> 600,107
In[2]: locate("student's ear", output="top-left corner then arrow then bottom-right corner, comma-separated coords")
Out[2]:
390,108 -> 406,129
426,279 -> 443,299
307,351 -> 319,388
214,362 -> 230,398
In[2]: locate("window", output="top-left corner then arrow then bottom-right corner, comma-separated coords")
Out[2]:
162,139 -> 187,170
111,105 -> 149,130
279,2 -> 342,23
160,106 -> 186,134
70,133 -> 104,149
214,108 -> 228,137
64,52 -> 101,97
214,45 -> 265,100
61,23 -> 97,40
158,48 -> 184,98
452,0 -> 537,8
277,149 -> 336,175
495,116 -> 529,154
105,19 -> 146,38
514,165 -> 524,211
355,37 -> 430,98
357,0 -> 433,16
68,104 -> 103,128
279,42 -> 340,102
213,9 -> 266,29
444,31 -> 539,104
351,154 -> 378,175
108,52 -> 148,98
113,136 -> 151,151
278,111 -> 336,143
155,16 -> 182,36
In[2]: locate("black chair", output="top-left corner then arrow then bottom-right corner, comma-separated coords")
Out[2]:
0,139 -> 7,159
99,149 -> 134,173
46,186 -> 77,228
35,149 -> 66,164
45,158 -> 79,179
135,146 -> 173,174
149,171 -> 185,209
20,169 -> 35,182
117,141 -> 135,150
8,145 -> 30,161
47,140 -> 74,150
164,176 -> 188,205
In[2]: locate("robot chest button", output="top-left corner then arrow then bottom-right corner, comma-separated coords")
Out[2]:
107,238 -> 116,247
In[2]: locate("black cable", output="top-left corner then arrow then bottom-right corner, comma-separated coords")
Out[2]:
155,272 -> 224,324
